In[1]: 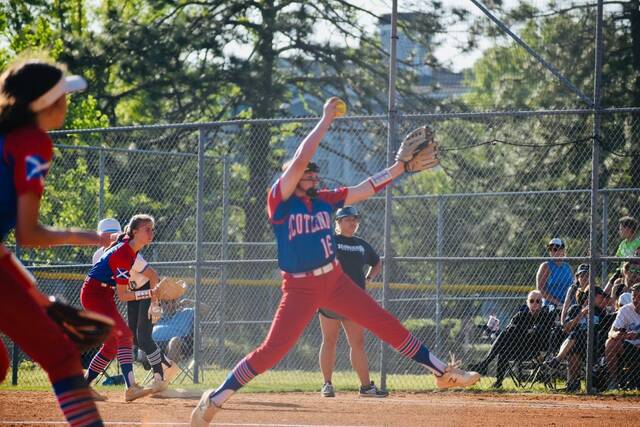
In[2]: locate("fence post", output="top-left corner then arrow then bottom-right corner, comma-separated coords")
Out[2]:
217,154 -> 230,367
193,128 -> 206,383
586,0 -> 604,395
435,197 -> 444,350
98,147 -> 105,220
12,244 -> 21,385
380,0 -> 399,391
601,191 -> 609,286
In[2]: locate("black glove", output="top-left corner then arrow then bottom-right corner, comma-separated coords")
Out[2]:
46,297 -> 114,352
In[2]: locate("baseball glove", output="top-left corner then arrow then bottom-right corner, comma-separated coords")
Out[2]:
404,140 -> 438,173
395,125 -> 435,163
153,277 -> 187,300
46,297 -> 114,352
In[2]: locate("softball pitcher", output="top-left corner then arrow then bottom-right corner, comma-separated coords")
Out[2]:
82,214 -> 160,402
191,98 -> 480,426
0,59 -> 108,426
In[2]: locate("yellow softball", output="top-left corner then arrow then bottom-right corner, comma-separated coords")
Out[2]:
335,99 -> 347,117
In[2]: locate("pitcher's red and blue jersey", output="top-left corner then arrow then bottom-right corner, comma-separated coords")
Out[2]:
267,178 -> 347,273
0,126 -> 53,242
88,240 -> 137,287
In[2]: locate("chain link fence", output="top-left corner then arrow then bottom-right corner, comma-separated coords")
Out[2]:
2,108 -> 640,394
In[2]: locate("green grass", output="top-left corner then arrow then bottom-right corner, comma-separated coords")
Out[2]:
3,365 -> 639,397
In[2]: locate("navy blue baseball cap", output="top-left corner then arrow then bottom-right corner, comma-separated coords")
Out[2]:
576,264 -> 590,275
335,206 -> 359,220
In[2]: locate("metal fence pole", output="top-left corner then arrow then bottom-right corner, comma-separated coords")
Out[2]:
193,128 -> 206,383
12,244 -> 21,385
217,154 -> 230,366
98,147 -> 105,219
435,197 -> 444,350
380,0 -> 399,391
601,191 -> 609,286
586,0 -> 604,395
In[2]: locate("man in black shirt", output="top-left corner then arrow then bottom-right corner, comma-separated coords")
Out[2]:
470,290 -> 555,388
318,206 -> 385,398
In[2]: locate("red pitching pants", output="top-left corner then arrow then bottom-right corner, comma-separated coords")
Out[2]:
0,253 -> 82,383
246,264 -> 410,374
80,278 -> 133,359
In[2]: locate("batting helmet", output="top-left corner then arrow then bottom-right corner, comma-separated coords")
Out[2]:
335,206 -> 359,220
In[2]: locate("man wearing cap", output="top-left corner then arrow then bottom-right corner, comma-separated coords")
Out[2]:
605,283 -> 640,389
560,263 -> 590,324
536,238 -> 574,308
318,206 -> 385,398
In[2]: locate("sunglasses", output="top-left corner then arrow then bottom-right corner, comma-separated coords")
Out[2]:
300,176 -> 321,182
529,299 -> 542,304
549,246 -> 564,252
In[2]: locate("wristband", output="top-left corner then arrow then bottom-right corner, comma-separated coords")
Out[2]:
134,289 -> 151,300
368,168 -> 393,193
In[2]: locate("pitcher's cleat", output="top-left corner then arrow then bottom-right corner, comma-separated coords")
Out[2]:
89,387 -> 107,401
125,383 -> 153,402
435,356 -> 481,389
190,389 -> 219,427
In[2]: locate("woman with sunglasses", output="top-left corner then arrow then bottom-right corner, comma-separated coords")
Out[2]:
469,290 -> 555,388
536,238 -> 574,309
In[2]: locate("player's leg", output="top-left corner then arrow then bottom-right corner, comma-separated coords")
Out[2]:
135,295 -> 167,391
191,276 -> 322,426
341,318 -> 388,397
323,270 -> 479,389
1,255 -> 103,426
112,309 -> 152,401
318,312 -> 340,396
81,283 -> 117,387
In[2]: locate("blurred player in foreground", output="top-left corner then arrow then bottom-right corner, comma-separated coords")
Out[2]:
191,97 -> 480,426
0,58 -> 110,426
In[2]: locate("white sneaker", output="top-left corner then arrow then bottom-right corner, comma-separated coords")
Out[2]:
125,383 -> 153,402
190,389 -> 219,427
435,366 -> 481,389
89,387 -> 107,401
321,382 -> 335,397
151,377 -> 168,394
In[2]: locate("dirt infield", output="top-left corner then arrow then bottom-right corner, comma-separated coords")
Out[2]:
1,390 -> 640,426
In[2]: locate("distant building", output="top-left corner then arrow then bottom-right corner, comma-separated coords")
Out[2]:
378,13 -> 468,99
280,12 -> 468,186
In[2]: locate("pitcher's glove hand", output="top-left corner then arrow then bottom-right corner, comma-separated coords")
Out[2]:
152,277 -> 187,300
395,126 -> 439,173
46,297 -> 114,352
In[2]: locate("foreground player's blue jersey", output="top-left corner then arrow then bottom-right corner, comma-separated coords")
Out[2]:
267,179 -> 347,273
0,127 -> 53,242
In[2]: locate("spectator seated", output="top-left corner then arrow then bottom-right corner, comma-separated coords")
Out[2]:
605,283 -> 640,390
544,286 -> 613,392
152,299 -> 197,364
469,290 -> 555,388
